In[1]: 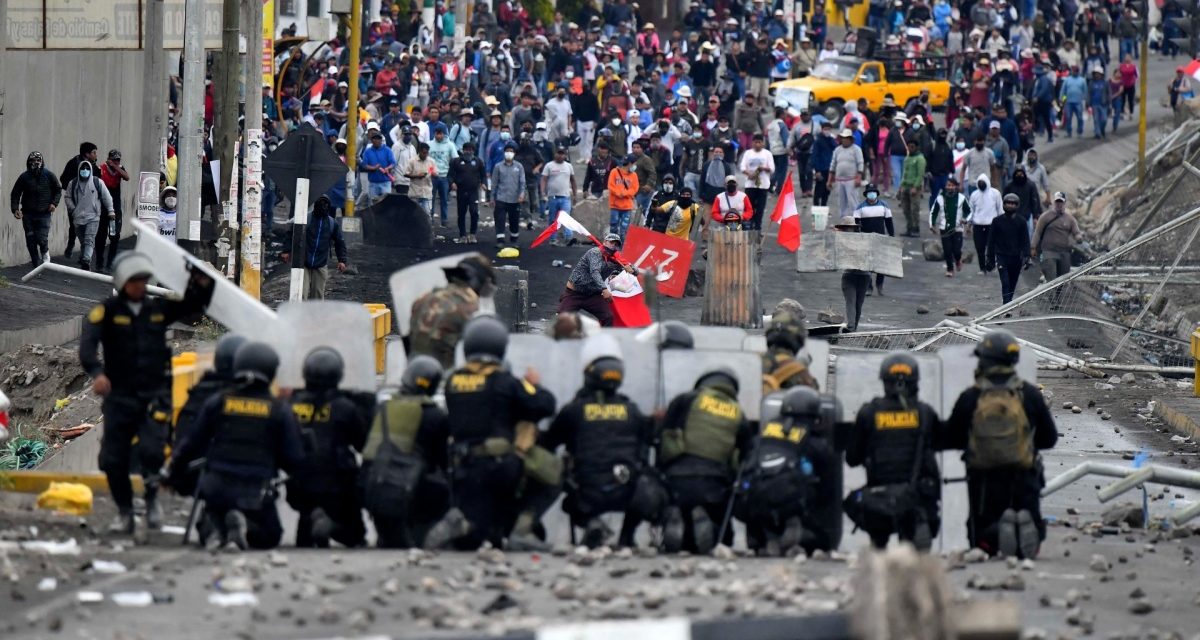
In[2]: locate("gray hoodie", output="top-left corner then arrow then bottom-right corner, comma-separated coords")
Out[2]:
64,161 -> 114,225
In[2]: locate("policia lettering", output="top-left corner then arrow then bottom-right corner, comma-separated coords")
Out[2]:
80,251 -> 214,536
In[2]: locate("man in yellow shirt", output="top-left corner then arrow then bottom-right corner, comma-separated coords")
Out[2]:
649,186 -> 701,242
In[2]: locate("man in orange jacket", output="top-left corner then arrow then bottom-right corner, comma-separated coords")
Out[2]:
607,155 -> 640,242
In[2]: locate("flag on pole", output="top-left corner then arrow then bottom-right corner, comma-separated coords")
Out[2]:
770,174 -> 802,252
530,211 -> 598,248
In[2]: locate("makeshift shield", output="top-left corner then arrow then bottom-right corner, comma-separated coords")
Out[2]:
269,301 -> 377,392
389,252 -> 489,336
132,220 -> 277,340
797,231 -> 905,278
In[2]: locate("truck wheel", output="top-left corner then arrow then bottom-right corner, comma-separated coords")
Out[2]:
821,100 -> 845,123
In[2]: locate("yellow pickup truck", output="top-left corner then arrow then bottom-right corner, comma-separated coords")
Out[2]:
770,56 -> 952,122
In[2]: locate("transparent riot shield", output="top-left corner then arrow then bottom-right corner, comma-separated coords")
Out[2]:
801,339 -> 832,391
499,334 -> 584,412
661,350 -> 765,421
937,344 -> 1038,417
269,301 -> 377,392
389,252 -> 487,336
832,352 -> 944,423
132,220 -> 277,340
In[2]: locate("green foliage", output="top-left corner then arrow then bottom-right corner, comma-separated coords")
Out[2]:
194,318 -> 227,342
526,0 -> 555,26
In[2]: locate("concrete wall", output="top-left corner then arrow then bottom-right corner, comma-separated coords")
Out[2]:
1,51 -> 148,267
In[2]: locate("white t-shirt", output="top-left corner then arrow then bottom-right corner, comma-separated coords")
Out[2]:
159,209 -> 177,243
541,160 -> 574,197
546,97 -> 572,124
739,149 -> 776,190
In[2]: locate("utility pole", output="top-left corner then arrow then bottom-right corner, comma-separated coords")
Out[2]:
454,0 -> 468,51
240,0 -> 264,298
343,0 -> 363,217
178,0 -> 207,253
423,0 -> 436,42
0,0 -> 8,196
214,0 -> 242,276
1137,0 -> 1150,187
141,0 -> 166,181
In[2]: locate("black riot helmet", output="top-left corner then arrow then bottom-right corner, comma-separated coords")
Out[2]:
696,367 -> 739,396
462,316 -> 508,363
233,341 -> 280,385
213,334 -> 248,377
444,255 -> 497,296
584,356 -> 624,392
974,330 -> 1021,367
660,320 -> 694,349
780,386 -> 822,420
302,347 -> 344,390
765,309 -> 807,353
879,352 -> 920,398
401,355 -> 444,395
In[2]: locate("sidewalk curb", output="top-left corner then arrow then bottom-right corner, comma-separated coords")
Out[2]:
1151,399 -> 1200,441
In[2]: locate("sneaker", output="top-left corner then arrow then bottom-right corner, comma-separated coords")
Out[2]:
662,507 -> 684,553
1015,509 -> 1040,560
424,508 -> 470,550
225,510 -> 249,551
582,517 -> 612,549
79,260 -> 90,271
468,234 -> 478,244
956,259 -> 963,272
107,511 -> 135,535
310,508 -> 334,548
691,506 -> 715,555
997,508 -> 1018,558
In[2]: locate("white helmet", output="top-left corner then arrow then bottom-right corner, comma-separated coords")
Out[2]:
112,252 -> 155,290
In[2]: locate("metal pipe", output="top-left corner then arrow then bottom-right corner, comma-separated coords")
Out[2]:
22,261 -> 179,298
1043,462 -> 1138,496
1172,500 -> 1200,526
1098,467 -> 1156,503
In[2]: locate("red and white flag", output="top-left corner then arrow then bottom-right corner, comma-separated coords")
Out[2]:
770,174 -> 802,252
530,211 -> 598,248
1186,59 -> 1200,84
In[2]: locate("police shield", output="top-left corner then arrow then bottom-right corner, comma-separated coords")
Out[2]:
800,339 -> 832,391
269,301 -> 377,392
937,344 -> 1038,418
389,252 -> 490,336
495,334 -> 582,412
132,220 -> 277,340
832,352 -> 944,423
661,350 -> 764,420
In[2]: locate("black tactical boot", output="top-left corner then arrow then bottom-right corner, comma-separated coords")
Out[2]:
225,510 -> 249,551
582,517 -> 611,549
507,512 -> 549,552
1016,509 -> 1040,560
997,508 -> 1018,558
662,507 -> 684,553
779,516 -> 805,555
691,506 -> 715,555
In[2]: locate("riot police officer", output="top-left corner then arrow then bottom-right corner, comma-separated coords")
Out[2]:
844,353 -> 942,551
761,309 -> 819,392
735,387 -> 837,556
658,367 -> 755,554
427,317 -> 559,550
168,342 -> 305,551
79,251 -> 213,535
409,256 -> 497,368
362,356 -> 451,548
543,355 -> 662,548
943,331 -> 1057,559
287,348 -> 369,548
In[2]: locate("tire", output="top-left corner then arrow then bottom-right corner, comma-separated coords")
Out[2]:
821,99 -> 845,124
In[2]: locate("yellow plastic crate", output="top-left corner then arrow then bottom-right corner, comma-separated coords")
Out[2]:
364,304 -> 393,374
170,351 -> 213,424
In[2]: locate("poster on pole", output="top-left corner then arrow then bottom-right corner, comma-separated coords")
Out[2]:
136,172 -> 161,223
262,0 -> 276,87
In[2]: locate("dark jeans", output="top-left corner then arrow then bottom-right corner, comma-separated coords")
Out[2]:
813,171 -> 830,206
432,176 -> 450,223
972,225 -> 993,272
558,287 -> 614,326
93,213 -> 122,271
996,253 -> 1024,303
941,231 -> 963,272
22,213 -> 52,265
1034,101 -> 1055,141
772,154 -> 789,193
841,271 -> 871,330
745,188 -> 769,231
966,468 -> 1046,555
455,187 -> 480,237
65,210 -> 77,255
796,155 -> 813,193
494,201 -> 521,244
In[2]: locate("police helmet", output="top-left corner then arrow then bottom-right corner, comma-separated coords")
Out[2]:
780,386 -> 823,420
401,355 -> 444,395
585,356 -> 624,392
773,298 -> 807,321
233,341 -> 280,384
660,320 -> 694,349
1002,193 -> 1020,206
462,316 -> 508,362
765,309 -> 807,352
213,334 -> 249,377
302,347 -> 344,389
111,251 -> 155,290
974,330 -> 1021,366
443,255 -> 497,295
880,352 -> 920,397
696,367 -> 739,395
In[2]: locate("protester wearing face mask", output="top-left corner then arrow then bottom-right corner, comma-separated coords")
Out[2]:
958,136 -> 996,197
64,160 -> 115,271
643,175 -> 679,233
1022,149 -> 1050,207
809,121 -> 838,207
1032,192 -> 1082,284
929,177 -> 971,277
279,195 -> 349,300
158,187 -> 179,243
449,142 -> 488,244
546,87 -> 574,146
650,186 -> 701,241
490,142 -> 527,247
965,174 -> 1003,274
711,175 -> 755,230
986,194 -> 1032,304
391,125 -> 418,196
607,154 -> 641,241
927,129 -> 954,208
1001,166 -> 1042,238
10,151 -> 62,266
853,184 -> 894,295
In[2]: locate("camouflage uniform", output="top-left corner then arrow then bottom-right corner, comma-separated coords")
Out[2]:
410,283 -> 480,369
762,348 -> 820,392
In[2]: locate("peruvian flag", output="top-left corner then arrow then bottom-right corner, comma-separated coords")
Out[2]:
530,210 -> 598,248
1186,59 -> 1200,84
770,174 -> 802,252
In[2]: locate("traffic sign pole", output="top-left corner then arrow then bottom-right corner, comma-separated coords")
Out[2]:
289,177 -> 310,301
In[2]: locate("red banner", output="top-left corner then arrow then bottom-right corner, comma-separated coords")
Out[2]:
621,226 -> 696,298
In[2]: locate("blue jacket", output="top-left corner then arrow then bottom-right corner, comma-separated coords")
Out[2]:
1061,75 -> 1088,104
487,138 -> 511,174
303,212 -> 348,269
809,133 -> 837,172
981,117 -> 1020,157
361,145 -> 396,183
1032,72 -> 1055,102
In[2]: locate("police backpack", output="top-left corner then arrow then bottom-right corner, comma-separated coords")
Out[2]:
968,378 -> 1034,470
362,399 -> 427,519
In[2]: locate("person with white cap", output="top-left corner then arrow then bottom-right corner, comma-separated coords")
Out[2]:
1032,191 -> 1081,282
829,129 -> 865,218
